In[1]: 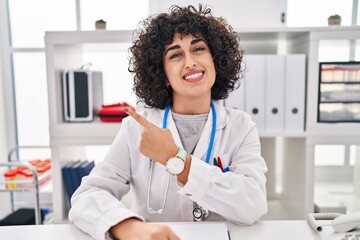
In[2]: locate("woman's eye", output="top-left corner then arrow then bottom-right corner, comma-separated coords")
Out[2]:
194,47 -> 205,52
169,53 -> 182,59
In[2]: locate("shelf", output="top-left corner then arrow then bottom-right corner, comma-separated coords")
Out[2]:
0,170 -> 52,191
45,30 -> 134,45
259,132 -> 307,138
320,82 -> 360,84
50,122 -> 121,145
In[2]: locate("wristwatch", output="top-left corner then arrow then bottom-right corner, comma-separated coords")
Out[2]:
165,147 -> 187,175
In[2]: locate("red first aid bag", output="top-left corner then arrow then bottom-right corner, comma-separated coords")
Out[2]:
98,102 -> 135,122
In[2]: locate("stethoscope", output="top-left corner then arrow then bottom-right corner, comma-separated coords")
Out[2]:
146,101 -> 216,220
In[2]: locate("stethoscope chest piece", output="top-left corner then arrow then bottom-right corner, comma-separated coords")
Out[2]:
193,206 -> 209,221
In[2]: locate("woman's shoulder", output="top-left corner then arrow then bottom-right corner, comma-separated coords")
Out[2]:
224,107 -> 255,128
225,106 -> 250,119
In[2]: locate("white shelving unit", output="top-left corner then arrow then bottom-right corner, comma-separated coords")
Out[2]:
45,27 -> 360,223
45,30 -> 131,222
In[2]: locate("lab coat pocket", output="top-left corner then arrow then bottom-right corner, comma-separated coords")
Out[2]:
217,153 -> 231,172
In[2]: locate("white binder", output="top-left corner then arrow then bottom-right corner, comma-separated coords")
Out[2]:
244,55 -> 266,132
225,78 -> 245,110
285,54 -> 306,132
265,55 -> 285,132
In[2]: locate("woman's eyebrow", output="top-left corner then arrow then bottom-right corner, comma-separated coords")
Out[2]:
164,38 -> 205,56
191,38 -> 205,45
164,45 -> 180,56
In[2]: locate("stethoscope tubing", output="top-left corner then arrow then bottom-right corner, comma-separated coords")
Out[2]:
146,101 -> 217,215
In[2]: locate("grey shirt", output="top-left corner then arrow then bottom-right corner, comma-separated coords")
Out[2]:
171,112 -> 208,154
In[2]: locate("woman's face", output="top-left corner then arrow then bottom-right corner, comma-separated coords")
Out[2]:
163,33 -> 216,103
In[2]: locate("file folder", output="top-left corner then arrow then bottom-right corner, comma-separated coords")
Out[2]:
265,55 -> 285,132
285,54 -> 306,132
244,55 -> 266,132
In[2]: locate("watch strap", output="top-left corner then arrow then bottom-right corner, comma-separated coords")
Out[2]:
176,147 -> 187,161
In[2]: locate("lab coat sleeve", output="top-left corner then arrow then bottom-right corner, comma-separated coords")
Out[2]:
68,118 -> 144,240
178,117 -> 267,225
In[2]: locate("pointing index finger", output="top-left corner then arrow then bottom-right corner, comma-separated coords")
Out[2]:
125,108 -> 155,128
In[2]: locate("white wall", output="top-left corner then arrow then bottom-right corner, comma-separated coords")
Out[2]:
0,25 -> 7,164
0,0 -> 9,161
0,0 -> 11,218
0,44 -> 8,164
149,0 -> 287,29
0,43 -> 11,219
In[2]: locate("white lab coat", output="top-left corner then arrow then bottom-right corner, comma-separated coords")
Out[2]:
69,100 -> 268,240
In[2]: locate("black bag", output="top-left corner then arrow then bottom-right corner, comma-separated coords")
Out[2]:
0,208 -> 44,226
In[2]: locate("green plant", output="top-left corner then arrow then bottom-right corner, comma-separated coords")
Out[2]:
95,19 -> 106,24
328,14 -> 341,20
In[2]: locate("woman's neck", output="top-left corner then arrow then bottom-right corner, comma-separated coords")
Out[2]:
171,97 -> 211,115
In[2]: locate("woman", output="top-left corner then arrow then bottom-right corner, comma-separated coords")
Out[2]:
69,4 -> 267,240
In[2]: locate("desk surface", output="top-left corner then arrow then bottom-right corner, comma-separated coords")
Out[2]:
0,220 -> 358,240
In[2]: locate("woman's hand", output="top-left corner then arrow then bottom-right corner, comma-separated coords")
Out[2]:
125,108 -> 178,165
110,218 -> 180,240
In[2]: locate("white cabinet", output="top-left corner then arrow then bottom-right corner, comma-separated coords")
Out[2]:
150,0 -> 287,29
45,30 -> 133,222
45,27 -> 360,223
306,28 -> 360,135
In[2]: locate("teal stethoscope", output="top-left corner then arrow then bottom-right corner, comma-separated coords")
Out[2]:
146,101 -> 216,219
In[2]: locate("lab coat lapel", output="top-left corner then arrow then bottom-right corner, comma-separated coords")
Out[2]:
192,107 -> 213,161
193,101 -> 228,160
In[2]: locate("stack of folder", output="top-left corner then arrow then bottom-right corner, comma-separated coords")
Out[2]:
226,54 -> 306,133
61,160 -> 95,202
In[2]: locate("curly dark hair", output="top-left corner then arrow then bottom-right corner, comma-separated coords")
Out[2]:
128,4 -> 243,109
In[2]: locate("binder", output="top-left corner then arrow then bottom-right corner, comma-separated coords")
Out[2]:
78,161 -> 95,180
225,78 -> 245,110
61,160 -> 78,200
76,161 -> 89,185
61,160 -> 95,202
285,54 -> 306,132
69,160 -> 84,194
265,55 -> 285,132
244,55 -> 266,132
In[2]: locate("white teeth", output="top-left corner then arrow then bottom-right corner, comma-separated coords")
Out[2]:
184,72 -> 203,80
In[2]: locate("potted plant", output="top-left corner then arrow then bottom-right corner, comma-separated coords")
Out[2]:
95,19 -> 107,30
328,14 -> 341,26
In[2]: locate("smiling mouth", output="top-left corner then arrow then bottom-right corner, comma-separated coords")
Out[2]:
183,71 -> 204,82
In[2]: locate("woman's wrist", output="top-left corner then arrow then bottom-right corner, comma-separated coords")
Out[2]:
109,217 -> 142,239
177,154 -> 191,184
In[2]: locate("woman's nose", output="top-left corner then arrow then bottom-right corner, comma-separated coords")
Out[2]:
185,55 -> 196,68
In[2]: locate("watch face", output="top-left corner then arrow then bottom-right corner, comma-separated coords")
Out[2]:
166,157 -> 185,175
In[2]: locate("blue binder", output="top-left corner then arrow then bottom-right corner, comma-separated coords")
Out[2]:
76,160 -> 95,184
61,160 -> 79,201
69,160 -> 84,194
